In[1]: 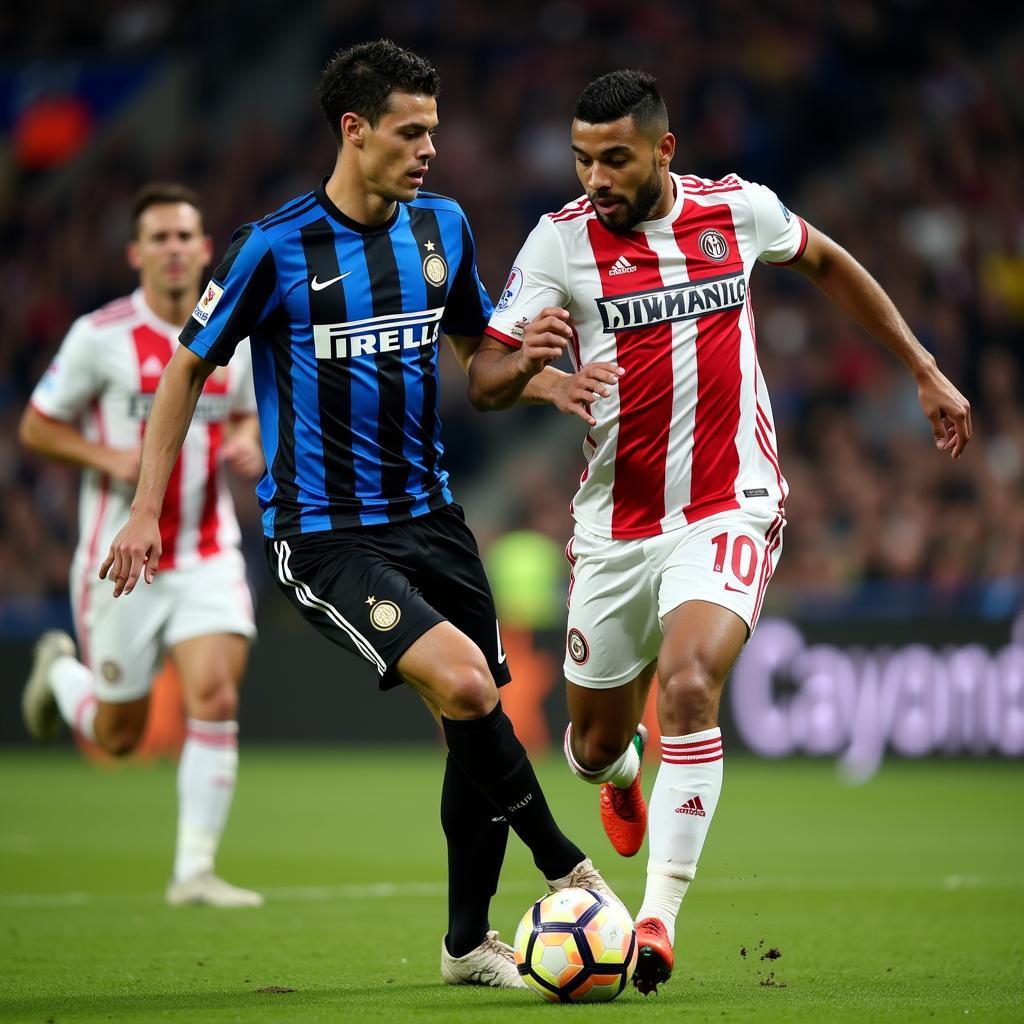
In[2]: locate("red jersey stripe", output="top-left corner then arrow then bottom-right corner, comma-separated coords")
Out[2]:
586,220 -> 674,538
198,370 -> 229,559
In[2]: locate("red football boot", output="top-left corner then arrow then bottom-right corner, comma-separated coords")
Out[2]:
599,725 -> 648,857
632,917 -> 674,994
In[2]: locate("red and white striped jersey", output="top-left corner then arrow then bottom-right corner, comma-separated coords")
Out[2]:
486,173 -> 803,540
30,289 -> 256,572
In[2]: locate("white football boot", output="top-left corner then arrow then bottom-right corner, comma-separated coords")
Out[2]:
21,630 -> 76,741
546,857 -> 628,913
441,930 -> 527,988
166,872 -> 264,908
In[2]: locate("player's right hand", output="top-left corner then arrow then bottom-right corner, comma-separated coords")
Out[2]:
99,512 -> 161,597
551,361 -> 625,426
517,307 -> 573,376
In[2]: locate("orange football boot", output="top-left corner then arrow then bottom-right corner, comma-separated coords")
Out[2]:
632,917 -> 674,994
599,725 -> 648,857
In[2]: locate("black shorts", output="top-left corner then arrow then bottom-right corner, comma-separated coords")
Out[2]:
265,503 -> 511,691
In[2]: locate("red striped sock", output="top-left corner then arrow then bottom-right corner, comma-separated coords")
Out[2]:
637,727 -> 724,942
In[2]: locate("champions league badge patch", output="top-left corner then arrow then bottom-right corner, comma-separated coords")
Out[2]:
495,267 -> 523,312
192,280 -> 224,325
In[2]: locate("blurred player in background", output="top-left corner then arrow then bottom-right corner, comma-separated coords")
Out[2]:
20,183 -> 265,908
99,41 -> 621,987
471,69 -> 972,992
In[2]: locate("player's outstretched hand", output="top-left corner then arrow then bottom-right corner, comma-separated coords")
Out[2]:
918,365 -> 972,460
551,362 -> 625,426
99,512 -> 161,597
222,434 -> 265,479
517,307 -> 573,376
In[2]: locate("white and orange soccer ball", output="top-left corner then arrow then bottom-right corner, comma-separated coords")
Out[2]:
513,887 -> 638,1002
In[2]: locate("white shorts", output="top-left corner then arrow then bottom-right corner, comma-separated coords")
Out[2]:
70,549 -> 256,703
563,508 -> 785,689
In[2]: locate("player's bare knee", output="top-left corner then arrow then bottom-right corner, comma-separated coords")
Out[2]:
192,682 -> 238,722
659,659 -> 719,729
575,728 -> 633,772
441,662 -> 497,720
97,723 -> 143,757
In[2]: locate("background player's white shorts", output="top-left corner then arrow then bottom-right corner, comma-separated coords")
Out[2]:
563,507 -> 785,689
70,549 -> 256,703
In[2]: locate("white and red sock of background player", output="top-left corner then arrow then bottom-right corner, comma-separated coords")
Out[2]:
45,653 -> 239,883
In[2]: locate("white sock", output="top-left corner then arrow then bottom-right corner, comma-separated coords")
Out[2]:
50,656 -> 97,742
637,727 -> 724,944
563,724 -> 640,788
174,719 -> 239,883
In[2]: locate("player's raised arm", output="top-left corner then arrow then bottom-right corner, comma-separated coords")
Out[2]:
790,222 -> 972,459
99,345 -> 215,595
468,320 -> 622,427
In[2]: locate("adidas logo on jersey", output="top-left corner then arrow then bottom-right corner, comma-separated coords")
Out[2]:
608,255 -> 637,276
674,795 -> 707,817
140,355 -> 165,378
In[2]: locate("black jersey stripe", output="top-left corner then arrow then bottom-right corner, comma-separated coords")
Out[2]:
264,304 -> 303,536
210,224 -> 257,284
215,247 -> 277,356
300,218 -> 357,529
259,192 -> 317,230
407,207 -> 447,480
361,229 -> 410,509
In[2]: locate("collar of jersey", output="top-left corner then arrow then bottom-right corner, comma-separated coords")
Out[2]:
314,177 -> 402,235
631,173 -> 684,233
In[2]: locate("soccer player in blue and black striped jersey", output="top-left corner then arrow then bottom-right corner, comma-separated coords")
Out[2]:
100,39 -> 623,987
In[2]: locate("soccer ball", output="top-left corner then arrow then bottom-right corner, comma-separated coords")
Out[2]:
513,887 -> 638,1002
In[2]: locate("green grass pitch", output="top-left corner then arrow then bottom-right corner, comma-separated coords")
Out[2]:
1,748 -> 1021,1022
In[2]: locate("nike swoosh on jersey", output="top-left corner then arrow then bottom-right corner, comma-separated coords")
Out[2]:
496,619 -> 507,664
310,272 -> 351,291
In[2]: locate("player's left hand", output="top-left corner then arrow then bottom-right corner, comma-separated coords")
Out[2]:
917,364 -> 972,460
222,435 -> 265,479
550,362 -> 624,426
99,510 -> 162,597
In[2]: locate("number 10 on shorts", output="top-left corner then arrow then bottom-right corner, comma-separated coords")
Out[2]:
710,532 -> 757,587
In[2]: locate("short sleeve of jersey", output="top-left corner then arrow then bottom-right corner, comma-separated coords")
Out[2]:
30,317 -> 103,422
484,217 -> 568,349
180,224 -> 279,366
440,213 -> 494,337
228,339 -> 257,415
744,180 -> 808,266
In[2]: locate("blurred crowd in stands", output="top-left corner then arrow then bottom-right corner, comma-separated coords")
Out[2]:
1,0 -> 1021,629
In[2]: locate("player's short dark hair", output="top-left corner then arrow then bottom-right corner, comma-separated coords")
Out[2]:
573,70 -> 668,141
318,39 -> 441,146
130,182 -> 203,238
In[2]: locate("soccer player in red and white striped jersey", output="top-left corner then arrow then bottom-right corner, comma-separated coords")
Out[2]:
470,70 -> 971,992
19,183 -> 264,908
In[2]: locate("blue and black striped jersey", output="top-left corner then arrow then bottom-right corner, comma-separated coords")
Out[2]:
180,182 -> 493,538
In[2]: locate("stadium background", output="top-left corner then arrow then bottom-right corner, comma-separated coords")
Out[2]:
1,1 -> 1020,768
1,4 -> 1022,1021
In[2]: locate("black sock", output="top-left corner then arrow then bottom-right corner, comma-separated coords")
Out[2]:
441,702 -> 584,880
441,754 -> 509,958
